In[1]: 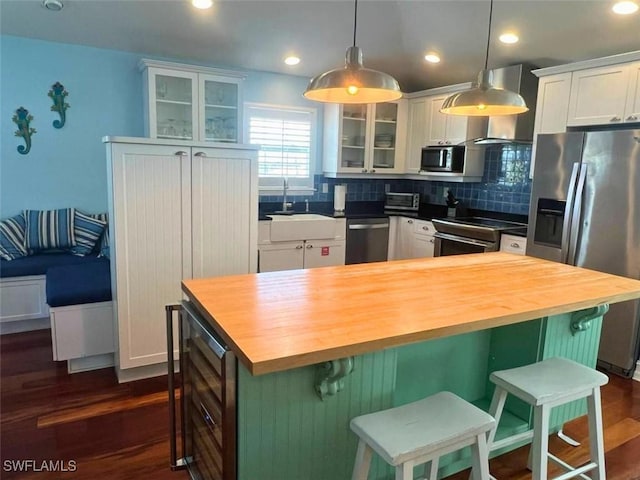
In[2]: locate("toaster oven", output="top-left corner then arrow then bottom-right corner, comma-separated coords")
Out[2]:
384,192 -> 420,211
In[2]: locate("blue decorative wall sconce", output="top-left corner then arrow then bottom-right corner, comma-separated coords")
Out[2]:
48,81 -> 69,128
12,107 -> 36,155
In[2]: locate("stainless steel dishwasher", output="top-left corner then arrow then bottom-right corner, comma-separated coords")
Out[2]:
345,218 -> 389,264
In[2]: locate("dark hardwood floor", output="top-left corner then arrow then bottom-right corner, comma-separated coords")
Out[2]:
1,329 -> 639,479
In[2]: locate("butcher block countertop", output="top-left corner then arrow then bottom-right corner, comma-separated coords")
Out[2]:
182,252 -> 640,376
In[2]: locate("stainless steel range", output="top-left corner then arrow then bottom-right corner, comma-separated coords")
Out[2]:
431,217 -> 527,256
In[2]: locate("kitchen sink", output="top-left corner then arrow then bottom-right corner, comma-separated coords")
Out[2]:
266,213 -> 336,241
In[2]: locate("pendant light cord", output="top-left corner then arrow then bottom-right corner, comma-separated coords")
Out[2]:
352,0 -> 358,46
484,0 -> 493,69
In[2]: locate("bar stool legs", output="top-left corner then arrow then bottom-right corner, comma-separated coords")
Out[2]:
352,440 -> 373,480
486,358 -> 609,480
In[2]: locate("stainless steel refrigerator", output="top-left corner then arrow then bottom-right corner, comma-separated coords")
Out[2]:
527,129 -> 640,377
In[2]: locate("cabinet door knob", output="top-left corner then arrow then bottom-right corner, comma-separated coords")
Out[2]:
361,168 -> 367,173
370,169 -> 376,173
175,151 -> 188,156
429,239 -> 434,244
438,141 -> 444,145
306,244 -> 313,249
422,226 -> 429,231
610,116 -> 621,122
407,220 -> 414,224
295,245 -> 303,249
626,115 -> 638,121
510,242 -> 521,248
445,141 -> 451,145
194,151 -> 207,157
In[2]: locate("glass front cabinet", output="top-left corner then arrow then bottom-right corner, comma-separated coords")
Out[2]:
140,59 -> 245,144
323,100 -> 407,176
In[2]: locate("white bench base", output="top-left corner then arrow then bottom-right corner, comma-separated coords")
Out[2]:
50,301 -> 115,373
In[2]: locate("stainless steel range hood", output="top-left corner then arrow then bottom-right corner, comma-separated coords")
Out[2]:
465,64 -> 539,144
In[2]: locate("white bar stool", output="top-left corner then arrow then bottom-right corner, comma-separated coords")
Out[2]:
350,391 -> 495,480
487,357 -> 609,480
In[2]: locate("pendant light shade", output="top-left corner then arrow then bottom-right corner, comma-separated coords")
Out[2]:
441,0 -> 528,116
440,70 -> 528,116
303,0 -> 402,104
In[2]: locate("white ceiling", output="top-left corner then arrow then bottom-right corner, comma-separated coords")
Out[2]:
2,0 -> 639,92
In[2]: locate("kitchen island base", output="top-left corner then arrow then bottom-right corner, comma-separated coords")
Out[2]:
233,312 -> 602,480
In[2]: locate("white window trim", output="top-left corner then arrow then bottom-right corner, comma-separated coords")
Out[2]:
243,102 -> 318,195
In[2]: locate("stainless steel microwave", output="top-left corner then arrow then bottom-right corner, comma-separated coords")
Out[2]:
420,145 -> 466,173
384,192 -> 420,211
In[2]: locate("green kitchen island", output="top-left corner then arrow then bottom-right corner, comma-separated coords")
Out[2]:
180,252 -> 640,480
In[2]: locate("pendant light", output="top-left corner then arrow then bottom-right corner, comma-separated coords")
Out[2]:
440,0 -> 528,116
303,0 -> 402,104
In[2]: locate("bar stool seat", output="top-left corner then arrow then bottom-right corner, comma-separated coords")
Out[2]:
488,357 -> 609,480
350,391 -> 495,480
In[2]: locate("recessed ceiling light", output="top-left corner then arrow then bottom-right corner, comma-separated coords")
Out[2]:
424,53 -> 441,64
192,0 -> 213,9
499,32 -> 519,44
612,1 -> 639,14
42,0 -> 63,11
284,56 -> 301,66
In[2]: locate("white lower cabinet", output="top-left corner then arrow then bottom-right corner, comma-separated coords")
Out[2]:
413,219 -> 435,258
389,216 -> 435,260
106,137 -> 258,379
258,219 -> 346,272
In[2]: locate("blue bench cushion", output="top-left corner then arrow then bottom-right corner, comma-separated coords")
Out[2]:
0,253 -> 104,278
46,259 -> 112,307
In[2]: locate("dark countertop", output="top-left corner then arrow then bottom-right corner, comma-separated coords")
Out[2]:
259,201 -> 528,227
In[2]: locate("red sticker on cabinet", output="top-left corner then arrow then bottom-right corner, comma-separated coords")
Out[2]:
321,246 -> 330,256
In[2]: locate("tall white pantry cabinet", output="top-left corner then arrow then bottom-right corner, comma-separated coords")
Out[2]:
104,137 -> 258,382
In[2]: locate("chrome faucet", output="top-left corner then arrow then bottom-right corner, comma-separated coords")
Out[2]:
281,178 -> 292,213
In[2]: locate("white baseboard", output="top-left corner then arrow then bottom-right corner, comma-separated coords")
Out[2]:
0,317 -> 50,335
633,361 -> 640,382
115,360 -> 178,383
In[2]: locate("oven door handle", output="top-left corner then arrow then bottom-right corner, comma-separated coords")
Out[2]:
433,232 -> 495,248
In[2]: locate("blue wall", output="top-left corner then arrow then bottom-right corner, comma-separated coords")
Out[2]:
0,35 -> 317,218
1,36 -> 142,217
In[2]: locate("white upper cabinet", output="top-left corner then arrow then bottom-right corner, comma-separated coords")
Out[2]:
140,59 -> 245,144
625,62 -> 640,122
533,72 -> 572,136
323,100 -> 408,176
424,94 -> 469,146
405,97 -> 427,174
567,61 -> 640,127
529,72 -> 572,178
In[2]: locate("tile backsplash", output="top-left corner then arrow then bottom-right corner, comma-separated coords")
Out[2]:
261,144 -> 532,216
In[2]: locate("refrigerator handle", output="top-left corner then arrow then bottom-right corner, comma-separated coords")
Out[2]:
567,163 -> 588,266
560,162 -> 581,264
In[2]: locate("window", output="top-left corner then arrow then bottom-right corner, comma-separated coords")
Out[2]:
244,103 -> 317,192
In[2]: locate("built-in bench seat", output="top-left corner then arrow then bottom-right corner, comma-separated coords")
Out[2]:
0,252 -> 105,279
0,253 -> 115,373
46,258 -> 111,307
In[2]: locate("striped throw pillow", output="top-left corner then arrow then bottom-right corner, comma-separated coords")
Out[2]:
0,214 -> 28,261
24,208 -> 75,251
89,213 -> 109,256
70,210 -> 107,256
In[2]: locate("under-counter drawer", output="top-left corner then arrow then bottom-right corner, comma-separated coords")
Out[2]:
500,234 -> 527,255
